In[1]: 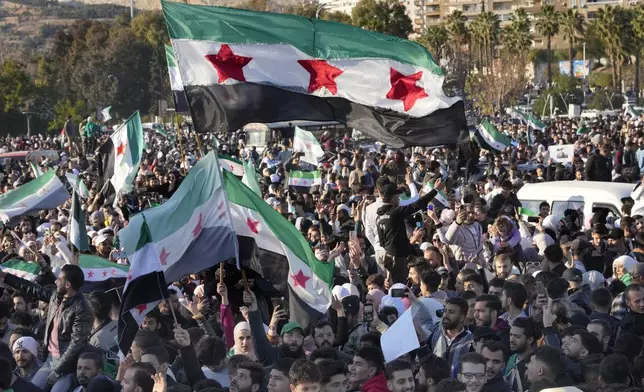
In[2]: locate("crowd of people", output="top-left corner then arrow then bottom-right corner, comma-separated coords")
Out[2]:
1,111 -> 644,392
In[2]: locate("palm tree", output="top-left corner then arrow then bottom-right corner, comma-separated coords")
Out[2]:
632,5 -> 644,101
559,9 -> 585,78
472,12 -> 500,73
502,9 -> 533,54
446,10 -> 469,57
535,4 -> 560,87
419,25 -> 448,63
595,6 -> 626,87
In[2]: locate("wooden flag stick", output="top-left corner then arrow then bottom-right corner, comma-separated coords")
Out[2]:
167,298 -> 180,327
219,263 -> 224,285
241,270 -> 250,292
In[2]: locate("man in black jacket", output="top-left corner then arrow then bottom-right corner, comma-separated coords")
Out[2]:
376,180 -> 443,283
0,264 -> 92,392
584,144 -> 612,182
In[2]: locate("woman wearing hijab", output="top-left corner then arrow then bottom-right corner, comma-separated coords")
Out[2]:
612,255 -> 638,286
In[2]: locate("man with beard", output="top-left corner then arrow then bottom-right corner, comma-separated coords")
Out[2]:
73,352 -> 102,392
121,362 -> 155,392
473,295 -> 509,348
13,337 -> 40,382
424,297 -> 472,377
480,342 -> 510,392
311,320 -> 335,348
267,359 -> 294,392
230,361 -> 264,392
385,359 -> 415,392
504,318 -> 539,392
245,290 -> 305,367
493,255 -> 512,280
0,264 -> 92,392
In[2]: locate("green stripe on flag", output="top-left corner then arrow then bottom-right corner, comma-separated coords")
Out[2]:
162,1 -> 443,76
0,171 -> 57,208
519,208 -> 539,217
0,260 -> 41,281
165,44 -> 177,68
476,119 -> 510,152
290,171 -> 321,180
223,170 -> 333,286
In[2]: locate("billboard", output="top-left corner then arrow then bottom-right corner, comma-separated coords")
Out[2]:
559,60 -> 589,78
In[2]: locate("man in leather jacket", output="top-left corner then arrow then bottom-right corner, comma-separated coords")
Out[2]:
0,264 -> 92,392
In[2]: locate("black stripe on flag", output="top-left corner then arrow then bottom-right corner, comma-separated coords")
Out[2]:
237,235 -> 325,329
117,271 -> 169,356
174,90 -> 190,113
185,84 -> 467,148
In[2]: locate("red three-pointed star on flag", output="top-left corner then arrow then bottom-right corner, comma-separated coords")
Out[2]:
116,142 -> 127,156
135,304 -> 147,315
291,270 -> 311,288
386,67 -> 428,111
159,248 -> 170,266
246,218 -> 259,234
205,44 -> 253,83
298,60 -> 344,95
192,213 -> 204,238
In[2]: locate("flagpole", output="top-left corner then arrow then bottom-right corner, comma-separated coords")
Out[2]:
176,123 -> 186,176
195,134 -> 204,159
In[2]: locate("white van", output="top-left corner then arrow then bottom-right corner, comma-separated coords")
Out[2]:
516,181 -> 634,229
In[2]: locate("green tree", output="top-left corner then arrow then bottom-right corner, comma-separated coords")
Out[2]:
559,9 -> 585,79
445,10 -> 468,58
322,11 -> 352,24
595,6 -> 629,87
351,0 -> 412,38
474,12 -> 500,73
417,25 -> 448,63
284,2 -> 319,18
535,4 -> 560,87
501,9 -> 533,55
631,5 -> 644,101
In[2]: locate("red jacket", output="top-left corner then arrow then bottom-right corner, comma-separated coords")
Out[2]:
360,372 -> 390,392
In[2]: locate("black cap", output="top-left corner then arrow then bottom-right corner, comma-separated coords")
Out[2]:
607,228 -> 624,240
341,295 -> 361,316
380,184 -> 402,200
570,239 -> 593,254
562,267 -> 583,283
473,327 -> 500,342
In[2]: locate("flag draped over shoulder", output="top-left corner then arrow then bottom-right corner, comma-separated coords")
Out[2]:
117,218 -> 169,357
293,127 -> 324,165
165,44 -> 189,112
162,1 -> 467,148
117,152 -> 238,284
0,171 -> 69,223
98,111 -> 144,205
224,170 -> 333,327
475,119 -> 511,153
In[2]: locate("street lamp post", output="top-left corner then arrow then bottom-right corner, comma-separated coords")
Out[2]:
21,112 -> 34,138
